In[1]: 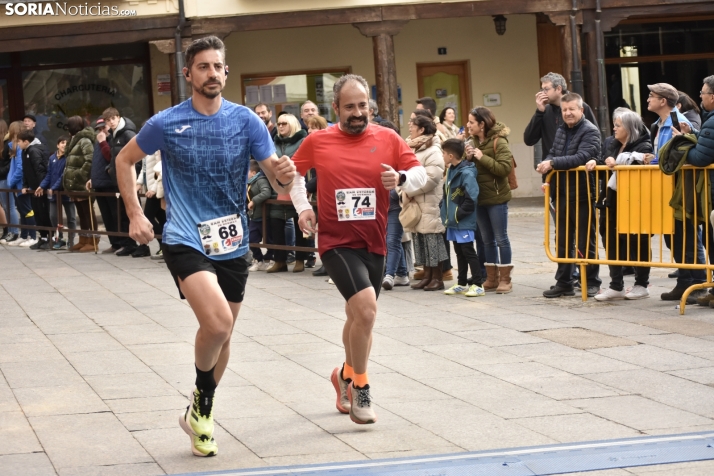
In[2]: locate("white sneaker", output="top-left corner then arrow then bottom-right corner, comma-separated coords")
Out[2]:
444,283 -> 469,295
382,275 -> 394,290
7,237 -> 25,247
465,284 -> 486,297
248,260 -> 262,272
19,238 -> 38,248
594,287 -> 627,301
393,275 -> 410,286
625,285 -> 650,300
257,261 -> 271,271
328,278 -> 335,285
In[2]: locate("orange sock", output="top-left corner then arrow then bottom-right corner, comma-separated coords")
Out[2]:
353,372 -> 369,388
342,363 -> 354,381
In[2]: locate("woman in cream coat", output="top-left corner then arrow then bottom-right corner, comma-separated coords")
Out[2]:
403,114 -> 447,291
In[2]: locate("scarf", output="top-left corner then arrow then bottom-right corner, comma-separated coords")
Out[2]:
406,134 -> 434,153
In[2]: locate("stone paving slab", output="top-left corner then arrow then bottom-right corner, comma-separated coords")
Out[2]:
4,208 -> 714,474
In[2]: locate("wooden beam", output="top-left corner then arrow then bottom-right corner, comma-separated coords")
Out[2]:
382,0 -> 574,21
0,28 -> 179,53
605,51 -> 714,64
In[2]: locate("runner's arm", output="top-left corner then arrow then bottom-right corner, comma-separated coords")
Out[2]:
116,138 -> 155,244
258,153 -> 297,194
288,174 -> 312,216
398,165 -> 428,195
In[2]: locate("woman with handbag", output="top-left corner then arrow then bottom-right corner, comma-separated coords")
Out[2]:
403,114 -> 447,291
465,106 -> 514,293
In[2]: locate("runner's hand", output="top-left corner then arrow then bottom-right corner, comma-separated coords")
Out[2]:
380,164 -> 399,190
275,155 -> 296,186
129,214 -> 154,245
298,209 -> 317,235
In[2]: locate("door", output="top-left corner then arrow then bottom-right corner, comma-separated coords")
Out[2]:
416,61 -> 471,127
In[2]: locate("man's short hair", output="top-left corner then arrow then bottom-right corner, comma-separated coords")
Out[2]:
253,102 -> 270,113
249,159 -> 260,173
333,74 -> 370,107
703,75 -> 714,95
416,97 -> 437,116
17,130 -> 35,142
102,107 -> 120,121
57,135 -> 69,145
185,35 -> 225,70
369,99 -> 378,114
561,92 -> 584,108
301,100 -> 317,112
540,72 -> 567,92
442,139 -> 465,159
377,120 -> 399,133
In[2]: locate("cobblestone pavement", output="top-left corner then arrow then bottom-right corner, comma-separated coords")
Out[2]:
2,198 -> 714,475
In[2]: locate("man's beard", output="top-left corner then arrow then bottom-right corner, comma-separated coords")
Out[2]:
262,117 -> 270,125
194,79 -> 223,99
342,116 -> 368,134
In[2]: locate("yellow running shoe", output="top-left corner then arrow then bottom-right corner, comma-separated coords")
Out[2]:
444,284 -> 469,295
178,388 -> 217,457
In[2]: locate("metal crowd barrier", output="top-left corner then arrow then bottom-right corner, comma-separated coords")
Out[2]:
250,198 -> 318,253
543,165 -> 714,314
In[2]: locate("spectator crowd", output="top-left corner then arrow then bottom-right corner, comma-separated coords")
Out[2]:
2,72 -> 714,306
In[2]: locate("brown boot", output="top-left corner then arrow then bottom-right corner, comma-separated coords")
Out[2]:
293,260 -> 305,273
483,264 -> 499,292
70,236 -> 86,252
496,265 -> 513,294
413,268 -> 425,280
411,266 -> 432,289
79,236 -> 99,252
425,265 -> 444,291
266,261 -> 288,273
442,269 -> 454,281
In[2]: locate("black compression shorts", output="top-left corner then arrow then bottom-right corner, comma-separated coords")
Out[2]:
162,243 -> 250,303
321,248 -> 385,302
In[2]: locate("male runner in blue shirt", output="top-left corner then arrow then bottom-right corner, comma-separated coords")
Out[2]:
116,36 -> 295,457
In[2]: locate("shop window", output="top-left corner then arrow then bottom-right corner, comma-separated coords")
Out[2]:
20,43 -> 147,68
0,79 -> 8,124
241,69 -> 349,124
22,63 -> 150,147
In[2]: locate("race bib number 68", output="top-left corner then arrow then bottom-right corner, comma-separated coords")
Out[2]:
197,214 -> 243,256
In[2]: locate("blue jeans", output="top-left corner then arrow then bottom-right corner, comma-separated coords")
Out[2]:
15,193 -> 36,240
48,200 -> 76,245
386,207 -> 407,277
476,203 -> 512,264
0,180 -> 19,234
664,219 -> 706,287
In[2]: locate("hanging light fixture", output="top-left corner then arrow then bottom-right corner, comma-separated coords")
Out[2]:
493,15 -> 507,35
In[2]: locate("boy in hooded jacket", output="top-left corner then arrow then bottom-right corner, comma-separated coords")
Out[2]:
440,139 -> 484,297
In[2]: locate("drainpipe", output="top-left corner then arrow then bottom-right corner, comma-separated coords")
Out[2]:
595,0 -> 610,137
570,0 -> 584,96
175,0 -> 187,103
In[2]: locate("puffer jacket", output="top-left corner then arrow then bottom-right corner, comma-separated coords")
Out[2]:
441,159 -> 478,231
39,153 -> 70,203
136,151 -> 161,194
686,108 -> 714,202
403,136 -> 445,234
63,127 -> 95,192
597,124 -> 653,207
248,171 -> 274,221
546,117 -> 601,201
22,139 -> 48,190
0,139 -> 11,180
270,130 -> 307,220
107,117 -> 138,185
469,122 -> 512,206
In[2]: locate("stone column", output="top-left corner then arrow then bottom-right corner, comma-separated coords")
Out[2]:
354,21 -> 408,127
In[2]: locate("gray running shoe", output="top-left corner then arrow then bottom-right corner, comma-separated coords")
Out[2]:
348,383 -> 377,424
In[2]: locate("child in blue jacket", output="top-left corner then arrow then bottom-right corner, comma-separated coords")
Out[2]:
38,136 -> 76,249
440,139 -> 484,297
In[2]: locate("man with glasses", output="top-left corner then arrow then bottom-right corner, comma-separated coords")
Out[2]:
680,76 -> 714,307
646,82 -> 704,303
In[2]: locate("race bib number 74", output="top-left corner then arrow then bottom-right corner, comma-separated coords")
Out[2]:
335,188 -> 376,221
197,214 -> 243,256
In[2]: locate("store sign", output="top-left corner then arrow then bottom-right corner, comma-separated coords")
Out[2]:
3,3 -> 137,17
54,84 -> 117,101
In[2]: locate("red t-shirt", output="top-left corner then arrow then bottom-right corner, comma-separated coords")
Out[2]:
292,123 -> 420,256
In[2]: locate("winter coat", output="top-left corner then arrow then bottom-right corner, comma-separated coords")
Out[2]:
597,124 -> 653,206
403,136 -> 445,234
524,100 -> 598,167
154,161 -> 164,199
270,130 -> 307,220
63,127 -> 95,193
686,108 -> 714,201
0,139 -> 11,180
440,159 -> 479,231
136,151 -> 161,194
468,122 -> 512,206
546,116 -> 601,201
107,117 -> 138,185
7,142 -> 23,190
22,139 -> 48,190
39,153 -> 70,203
650,109 -> 691,164
90,139 -> 113,190
248,171 -> 274,221
659,134 -> 708,223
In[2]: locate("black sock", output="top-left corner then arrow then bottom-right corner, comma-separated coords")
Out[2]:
195,364 -> 217,396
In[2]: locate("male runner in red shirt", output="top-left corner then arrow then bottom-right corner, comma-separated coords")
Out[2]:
289,74 -> 427,424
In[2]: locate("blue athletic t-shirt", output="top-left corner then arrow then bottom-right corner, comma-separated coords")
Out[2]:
135,98 -> 274,260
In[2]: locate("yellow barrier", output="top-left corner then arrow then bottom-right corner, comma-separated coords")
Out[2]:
543,165 -> 714,314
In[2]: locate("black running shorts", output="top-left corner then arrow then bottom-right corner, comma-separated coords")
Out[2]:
162,243 -> 250,303
321,248 -> 385,302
